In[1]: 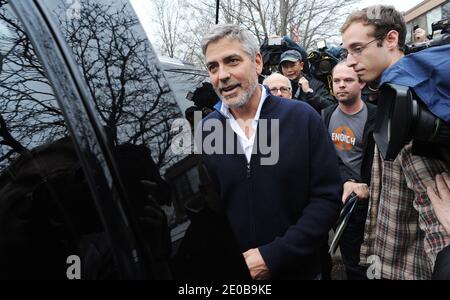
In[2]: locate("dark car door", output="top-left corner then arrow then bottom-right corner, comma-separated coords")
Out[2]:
1,0 -> 249,280
1,0 -> 164,279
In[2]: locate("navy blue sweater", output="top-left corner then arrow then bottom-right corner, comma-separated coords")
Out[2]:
199,95 -> 342,279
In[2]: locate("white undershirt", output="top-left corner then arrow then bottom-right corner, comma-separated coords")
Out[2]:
220,85 -> 268,163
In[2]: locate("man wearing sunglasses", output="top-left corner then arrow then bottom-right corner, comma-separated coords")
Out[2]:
340,5 -> 450,280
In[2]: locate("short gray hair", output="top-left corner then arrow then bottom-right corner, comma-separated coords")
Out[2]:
262,73 -> 292,90
201,24 -> 260,61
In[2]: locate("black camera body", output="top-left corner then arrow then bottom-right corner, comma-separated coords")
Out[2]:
260,37 -> 340,96
374,83 -> 450,161
375,28 -> 450,161
308,41 -> 341,79
260,36 -> 310,76
307,41 -> 342,95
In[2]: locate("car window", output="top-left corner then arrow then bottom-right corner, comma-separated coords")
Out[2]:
159,56 -> 209,116
40,0 -> 219,260
42,0 -> 182,165
1,0 -> 243,280
0,4 -> 67,168
0,1 -> 107,279
40,0 -> 194,228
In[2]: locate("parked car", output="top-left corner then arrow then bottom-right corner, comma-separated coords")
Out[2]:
0,0 -> 248,280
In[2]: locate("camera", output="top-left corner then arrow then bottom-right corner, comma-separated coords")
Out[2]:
373,19 -> 450,161
374,83 -> 450,161
307,40 -> 342,94
184,82 -> 217,122
374,42 -> 450,162
259,36 -> 310,76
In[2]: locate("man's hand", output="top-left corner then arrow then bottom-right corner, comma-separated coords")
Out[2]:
243,248 -> 270,280
342,181 -> 369,203
298,76 -> 311,93
428,173 -> 450,236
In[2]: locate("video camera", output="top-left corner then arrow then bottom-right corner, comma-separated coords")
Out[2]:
260,37 -> 341,95
184,82 -> 217,122
259,36 -> 310,76
374,37 -> 450,161
374,83 -> 450,161
405,18 -> 450,54
308,40 -> 341,79
307,40 -> 342,95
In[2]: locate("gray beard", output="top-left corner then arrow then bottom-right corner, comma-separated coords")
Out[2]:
221,81 -> 258,110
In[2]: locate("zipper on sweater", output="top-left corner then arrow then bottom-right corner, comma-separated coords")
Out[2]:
246,161 -> 256,245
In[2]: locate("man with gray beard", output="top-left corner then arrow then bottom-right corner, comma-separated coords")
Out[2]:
197,24 -> 342,279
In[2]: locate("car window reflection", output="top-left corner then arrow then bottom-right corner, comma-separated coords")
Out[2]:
1,0 -> 244,279
45,0 -> 183,169
0,2 -> 107,279
0,4 -> 67,170
42,0 -> 208,240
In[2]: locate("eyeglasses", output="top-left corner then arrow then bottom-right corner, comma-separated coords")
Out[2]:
270,87 -> 291,94
341,38 -> 379,60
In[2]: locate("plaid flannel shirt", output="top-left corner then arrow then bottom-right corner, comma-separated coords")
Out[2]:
360,143 -> 450,280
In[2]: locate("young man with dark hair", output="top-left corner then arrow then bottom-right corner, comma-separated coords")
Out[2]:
340,5 -> 450,280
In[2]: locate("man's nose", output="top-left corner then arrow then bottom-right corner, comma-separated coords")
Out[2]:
345,54 -> 357,68
218,66 -> 231,82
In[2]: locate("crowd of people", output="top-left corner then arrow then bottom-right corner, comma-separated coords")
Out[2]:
196,4 -> 450,280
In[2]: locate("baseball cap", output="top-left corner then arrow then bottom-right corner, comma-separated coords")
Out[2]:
280,50 -> 302,63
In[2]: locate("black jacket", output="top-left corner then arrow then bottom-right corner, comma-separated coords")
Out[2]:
433,244 -> 450,280
292,73 -> 336,113
198,95 -> 342,279
322,102 -> 377,185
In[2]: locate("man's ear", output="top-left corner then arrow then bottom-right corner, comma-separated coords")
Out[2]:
255,52 -> 263,75
360,81 -> 366,90
385,30 -> 400,50
299,61 -> 304,71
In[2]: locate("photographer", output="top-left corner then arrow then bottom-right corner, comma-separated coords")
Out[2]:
279,50 -> 335,113
260,35 -> 310,76
341,5 -> 450,280
413,27 -> 429,43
